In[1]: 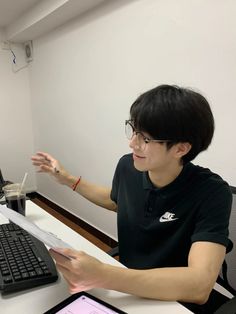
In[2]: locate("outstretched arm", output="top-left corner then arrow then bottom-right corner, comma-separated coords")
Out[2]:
31,152 -> 117,211
50,241 -> 226,304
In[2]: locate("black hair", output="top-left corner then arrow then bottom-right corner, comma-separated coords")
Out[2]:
130,84 -> 215,164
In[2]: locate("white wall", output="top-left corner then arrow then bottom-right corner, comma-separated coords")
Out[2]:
0,29 -> 36,191
29,0 -> 236,239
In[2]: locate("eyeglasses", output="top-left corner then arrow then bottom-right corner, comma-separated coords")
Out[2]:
125,120 -> 172,151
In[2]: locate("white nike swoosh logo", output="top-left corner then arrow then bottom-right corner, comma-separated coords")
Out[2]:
159,217 -> 178,222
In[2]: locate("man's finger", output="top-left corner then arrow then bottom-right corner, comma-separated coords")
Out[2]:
50,249 -> 76,267
52,248 -> 79,259
39,165 -> 54,173
36,152 -> 54,162
32,160 -> 50,166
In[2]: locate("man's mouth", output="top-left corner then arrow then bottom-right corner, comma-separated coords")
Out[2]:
133,153 -> 145,159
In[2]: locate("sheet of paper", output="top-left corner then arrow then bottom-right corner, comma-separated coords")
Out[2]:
0,204 -> 73,250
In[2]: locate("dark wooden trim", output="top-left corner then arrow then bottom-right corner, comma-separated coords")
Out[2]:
28,192 -> 118,248
230,186 -> 236,194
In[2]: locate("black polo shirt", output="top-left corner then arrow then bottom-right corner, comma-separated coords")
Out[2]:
110,154 -> 232,269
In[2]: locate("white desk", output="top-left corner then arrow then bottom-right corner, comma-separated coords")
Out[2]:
0,201 -> 197,313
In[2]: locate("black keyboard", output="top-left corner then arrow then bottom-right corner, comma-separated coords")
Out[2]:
0,223 -> 58,293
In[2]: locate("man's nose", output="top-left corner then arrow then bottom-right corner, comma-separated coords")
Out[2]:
129,133 -> 140,149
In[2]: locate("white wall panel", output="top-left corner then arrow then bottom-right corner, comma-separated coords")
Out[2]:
0,40 -> 36,191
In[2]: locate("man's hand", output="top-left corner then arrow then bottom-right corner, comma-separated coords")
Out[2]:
31,151 -> 116,210
49,248 -> 106,293
31,152 -> 71,185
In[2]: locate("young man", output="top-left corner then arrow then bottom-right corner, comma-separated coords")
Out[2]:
31,85 -> 232,312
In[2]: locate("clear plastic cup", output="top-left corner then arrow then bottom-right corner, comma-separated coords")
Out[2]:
3,183 -> 26,216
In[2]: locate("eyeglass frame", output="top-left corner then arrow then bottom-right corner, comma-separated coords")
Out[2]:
125,120 -> 172,147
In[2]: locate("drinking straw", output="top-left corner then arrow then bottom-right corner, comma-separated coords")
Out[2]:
18,172 -> 28,196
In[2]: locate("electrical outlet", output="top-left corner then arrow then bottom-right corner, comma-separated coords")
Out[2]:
24,40 -> 33,62
1,41 -> 10,50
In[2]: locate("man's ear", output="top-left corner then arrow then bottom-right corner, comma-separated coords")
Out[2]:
174,142 -> 192,159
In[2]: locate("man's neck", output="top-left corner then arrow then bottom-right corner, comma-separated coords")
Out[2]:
148,163 -> 184,188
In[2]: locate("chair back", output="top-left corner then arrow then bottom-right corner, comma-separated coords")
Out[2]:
214,295 -> 236,314
225,189 -> 236,291
0,169 -> 4,186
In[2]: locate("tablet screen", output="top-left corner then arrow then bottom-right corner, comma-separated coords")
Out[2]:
44,291 -> 127,314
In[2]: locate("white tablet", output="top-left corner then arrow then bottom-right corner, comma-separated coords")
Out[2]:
44,291 -> 127,314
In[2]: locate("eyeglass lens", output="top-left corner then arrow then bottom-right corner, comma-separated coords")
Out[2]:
125,122 -> 134,140
125,121 -> 146,150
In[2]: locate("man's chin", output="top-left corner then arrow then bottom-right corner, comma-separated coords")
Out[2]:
133,161 -> 148,172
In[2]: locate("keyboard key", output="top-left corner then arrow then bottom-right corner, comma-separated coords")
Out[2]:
14,275 -> 22,281
21,272 -> 29,279
4,276 -> 13,283
35,268 -> 44,276
29,271 -> 37,278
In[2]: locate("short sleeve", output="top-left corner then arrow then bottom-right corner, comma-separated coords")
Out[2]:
191,183 -> 232,250
110,159 -> 121,203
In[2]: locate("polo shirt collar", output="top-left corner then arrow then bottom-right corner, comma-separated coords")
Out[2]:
142,162 -> 194,196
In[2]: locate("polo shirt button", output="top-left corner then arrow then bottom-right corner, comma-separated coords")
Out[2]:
148,207 -> 153,212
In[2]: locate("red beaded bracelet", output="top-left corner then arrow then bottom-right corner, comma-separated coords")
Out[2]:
72,176 -> 82,191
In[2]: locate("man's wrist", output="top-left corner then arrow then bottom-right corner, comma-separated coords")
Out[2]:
62,174 -> 78,187
98,263 -> 125,290
72,176 -> 82,191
